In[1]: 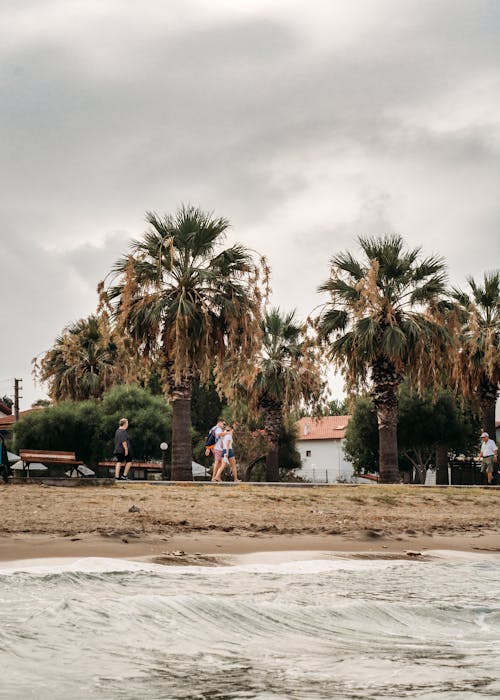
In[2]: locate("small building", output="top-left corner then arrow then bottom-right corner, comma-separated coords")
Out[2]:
295,416 -> 354,483
0,408 -> 41,436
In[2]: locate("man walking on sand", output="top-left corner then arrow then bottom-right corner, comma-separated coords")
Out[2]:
114,417 -> 132,481
478,431 -> 497,485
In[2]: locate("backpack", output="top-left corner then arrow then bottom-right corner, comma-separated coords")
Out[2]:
204,427 -> 217,447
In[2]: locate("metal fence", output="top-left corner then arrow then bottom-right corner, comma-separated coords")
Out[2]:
449,460 -> 488,486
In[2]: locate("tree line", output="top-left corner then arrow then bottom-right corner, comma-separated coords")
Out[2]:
24,205 -> 498,482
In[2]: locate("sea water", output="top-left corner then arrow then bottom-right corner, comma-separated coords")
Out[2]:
0,553 -> 499,699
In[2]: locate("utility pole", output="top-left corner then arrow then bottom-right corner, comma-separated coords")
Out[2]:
14,378 -> 22,421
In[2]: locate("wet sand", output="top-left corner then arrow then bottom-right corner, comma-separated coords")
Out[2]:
0,482 -> 499,563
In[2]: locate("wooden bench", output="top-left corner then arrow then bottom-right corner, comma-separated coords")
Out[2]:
97,461 -> 163,480
19,450 -> 85,478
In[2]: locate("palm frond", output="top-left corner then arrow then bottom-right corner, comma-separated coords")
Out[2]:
316,233 -> 452,392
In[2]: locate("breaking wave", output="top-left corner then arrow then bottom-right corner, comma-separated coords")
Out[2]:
0,554 -> 499,699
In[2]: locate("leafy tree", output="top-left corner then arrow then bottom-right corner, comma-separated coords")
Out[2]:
397,387 -> 477,483
190,375 -> 226,437
344,389 -> 478,482
14,385 -> 171,465
343,397 -> 378,473
96,385 -> 172,461
317,234 -> 449,482
452,272 -> 500,439
14,400 -> 102,464
233,420 -> 301,482
328,398 -> 349,416
105,206 -> 264,480
246,308 -> 324,481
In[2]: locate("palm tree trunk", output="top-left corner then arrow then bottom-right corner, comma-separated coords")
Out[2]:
435,444 -> 449,485
171,395 -> 192,480
371,357 -> 402,483
376,404 -> 400,483
263,403 -> 282,482
479,374 -> 498,440
166,365 -> 194,481
266,444 -> 279,482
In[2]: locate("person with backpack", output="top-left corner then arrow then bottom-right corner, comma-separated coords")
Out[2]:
205,418 -> 225,480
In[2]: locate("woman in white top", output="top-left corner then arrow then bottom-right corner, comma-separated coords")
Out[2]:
214,426 -> 240,483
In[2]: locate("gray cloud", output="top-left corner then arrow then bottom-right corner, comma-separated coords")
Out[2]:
0,0 -> 499,407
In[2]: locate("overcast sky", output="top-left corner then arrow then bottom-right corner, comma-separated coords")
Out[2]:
1,0 -> 499,409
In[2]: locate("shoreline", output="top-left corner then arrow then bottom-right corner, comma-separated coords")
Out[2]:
1,483 -> 499,565
0,529 -> 499,565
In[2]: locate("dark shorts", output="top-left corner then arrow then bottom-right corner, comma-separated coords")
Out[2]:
114,452 -> 131,464
222,449 -> 235,459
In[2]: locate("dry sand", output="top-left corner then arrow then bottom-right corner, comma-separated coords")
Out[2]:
0,482 -> 499,563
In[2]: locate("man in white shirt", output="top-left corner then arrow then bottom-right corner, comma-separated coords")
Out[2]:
478,432 -> 498,485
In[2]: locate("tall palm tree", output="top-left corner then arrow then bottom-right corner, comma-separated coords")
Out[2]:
452,272 -> 500,439
106,205 -> 264,480
35,315 -> 121,401
317,234 -> 449,483
252,308 -> 324,481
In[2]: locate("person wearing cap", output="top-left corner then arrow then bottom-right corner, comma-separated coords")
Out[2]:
477,432 -> 497,485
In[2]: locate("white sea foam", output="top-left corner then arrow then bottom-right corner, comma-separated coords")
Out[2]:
0,553 -> 499,699
0,556 -> 161,576
0,548 -> 496,577
0,553 -> 416,578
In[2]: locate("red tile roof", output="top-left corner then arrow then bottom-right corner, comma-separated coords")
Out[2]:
0,408 -> 42,429
296,415 -> 351,441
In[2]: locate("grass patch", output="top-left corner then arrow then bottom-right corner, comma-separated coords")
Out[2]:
373,494 -> 398,506
344,495 -> 368,505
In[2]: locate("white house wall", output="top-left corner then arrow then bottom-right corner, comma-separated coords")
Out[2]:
296,438 -> 354,483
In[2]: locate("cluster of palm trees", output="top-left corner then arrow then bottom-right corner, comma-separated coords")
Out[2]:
36,206 -> 499,482
317,235 -> 499,481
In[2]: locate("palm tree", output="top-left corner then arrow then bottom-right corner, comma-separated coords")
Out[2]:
452,272 -> 500,439
106,205 -> 264,480
35,315 -> 121,401
317,234 -> 449,483
252,308 -> 324,481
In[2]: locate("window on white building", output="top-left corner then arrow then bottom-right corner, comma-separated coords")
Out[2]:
306,450 -> 311,457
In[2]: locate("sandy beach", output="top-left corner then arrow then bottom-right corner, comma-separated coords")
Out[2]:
0,482 -> 499,563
